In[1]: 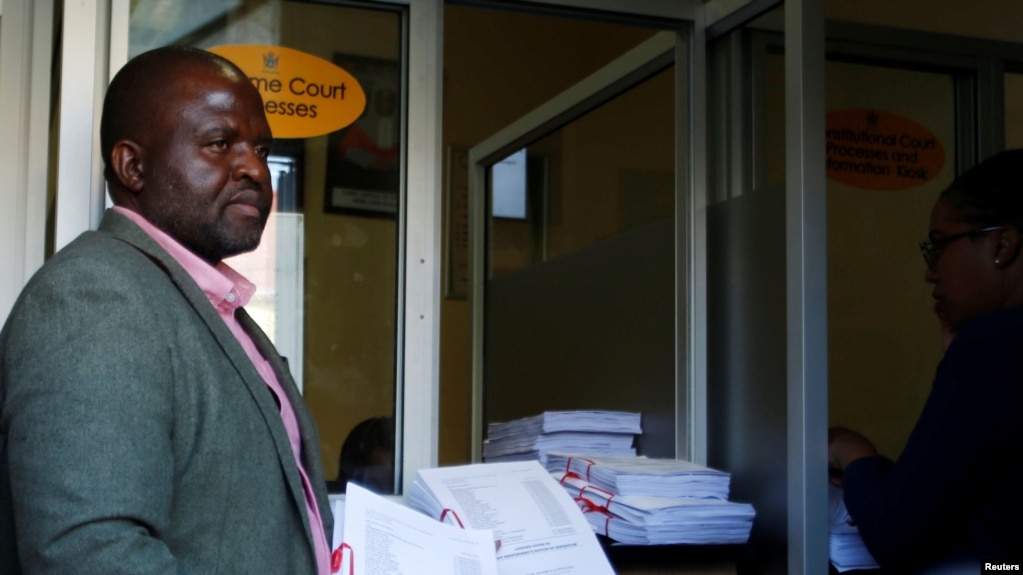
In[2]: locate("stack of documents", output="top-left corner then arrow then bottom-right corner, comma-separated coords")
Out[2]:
828,484 -> 879,572
410,460 -> 617,575
483,410 -> 642,462
555,472 -> 755,545
544,452 -> 731,500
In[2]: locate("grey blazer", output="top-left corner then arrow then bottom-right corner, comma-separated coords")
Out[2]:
0,209 -> 332,574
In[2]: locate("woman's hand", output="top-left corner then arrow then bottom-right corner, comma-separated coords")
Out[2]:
828,426 -> 878,487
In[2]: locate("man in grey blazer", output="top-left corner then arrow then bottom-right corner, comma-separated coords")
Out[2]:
0,46 -> 332,574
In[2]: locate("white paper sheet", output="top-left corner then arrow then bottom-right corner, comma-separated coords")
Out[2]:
543,452 -> 730,499
828,484 -> 879,572
341,482 -> 499,575
410,461 -> 616,575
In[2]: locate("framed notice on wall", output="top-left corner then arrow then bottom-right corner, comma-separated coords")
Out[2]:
445,146 -> 470,299
324,54 -> 401,216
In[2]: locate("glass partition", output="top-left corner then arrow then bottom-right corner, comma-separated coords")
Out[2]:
450,7 -> 682,460
821,60 -> 954,458
440,4 -> 687,465
754,27 -> 961,475
486,67 -> 675,280
798,1 -> 1004,466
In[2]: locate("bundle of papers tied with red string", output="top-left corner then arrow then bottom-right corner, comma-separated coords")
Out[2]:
546,453 -> 755,545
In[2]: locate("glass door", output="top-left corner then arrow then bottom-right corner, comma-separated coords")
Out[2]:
466,28 -> 692,462
754,32 -> 975,466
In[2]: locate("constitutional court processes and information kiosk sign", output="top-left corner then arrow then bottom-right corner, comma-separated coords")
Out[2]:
826,109 -> 946,191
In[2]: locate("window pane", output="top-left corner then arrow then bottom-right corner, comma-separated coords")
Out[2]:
486,66 -> 675,280
129,0 -> 403,495
456,18 -> 678,457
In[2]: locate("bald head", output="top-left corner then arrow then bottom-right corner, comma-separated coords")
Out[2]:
99,45 -> 274,264
100,46 -> 253,192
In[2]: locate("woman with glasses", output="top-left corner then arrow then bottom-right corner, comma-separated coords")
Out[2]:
828,149 -> 1023,573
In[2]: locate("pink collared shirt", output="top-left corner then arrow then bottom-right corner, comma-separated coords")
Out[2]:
113,207 -> 331,575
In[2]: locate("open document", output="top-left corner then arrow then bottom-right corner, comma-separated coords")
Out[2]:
410,460 -> 616,575
340,482 -> 499,575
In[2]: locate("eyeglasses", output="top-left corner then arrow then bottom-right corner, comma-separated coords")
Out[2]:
919,225 -> 1002,270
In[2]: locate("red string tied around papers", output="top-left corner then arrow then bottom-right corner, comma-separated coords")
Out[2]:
564,456 -> 596,481
573,496 -> 606,514
579,503 -> 614,537
570,479 -> 615,539
574,485 -> 615,517
439,507 -> 465,528
333,542 -> 353,575
559,471 -> 583,485
579,483 -> 615,506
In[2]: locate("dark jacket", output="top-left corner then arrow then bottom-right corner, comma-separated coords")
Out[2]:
843,305 -> 1023,572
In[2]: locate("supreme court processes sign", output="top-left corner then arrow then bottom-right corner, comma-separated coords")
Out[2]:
826,109 -> 945,190
209,44 -> 366,139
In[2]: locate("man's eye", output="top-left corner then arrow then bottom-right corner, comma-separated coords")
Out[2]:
210,140 -> 228,150
255,146 -> 271,159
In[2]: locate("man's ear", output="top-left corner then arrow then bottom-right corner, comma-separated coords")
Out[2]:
110,140 -> 145,193
993,225 -> 1021,269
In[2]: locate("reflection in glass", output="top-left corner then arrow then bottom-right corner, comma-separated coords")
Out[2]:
487,66 -> 675,280
491,149 -> 528,220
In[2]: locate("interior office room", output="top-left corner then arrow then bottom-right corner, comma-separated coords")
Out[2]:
2,0 -> 1022,573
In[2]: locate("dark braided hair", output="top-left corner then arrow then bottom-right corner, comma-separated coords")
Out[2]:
941,149 -> 1023,229
333,416 -> 395,493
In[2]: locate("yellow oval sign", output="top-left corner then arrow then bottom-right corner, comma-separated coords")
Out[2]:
209,44 -> 366,139
826,109 -> 946,190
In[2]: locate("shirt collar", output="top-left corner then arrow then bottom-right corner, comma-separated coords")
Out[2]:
113,206 -> 256,312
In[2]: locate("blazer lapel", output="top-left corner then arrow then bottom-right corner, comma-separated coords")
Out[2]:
236,309 -> 332,535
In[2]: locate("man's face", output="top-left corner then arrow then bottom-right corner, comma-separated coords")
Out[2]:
138,66 -> 273,264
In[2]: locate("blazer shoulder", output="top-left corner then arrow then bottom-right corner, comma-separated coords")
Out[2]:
6,214 -> 191,335
28,231 -> 165,293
